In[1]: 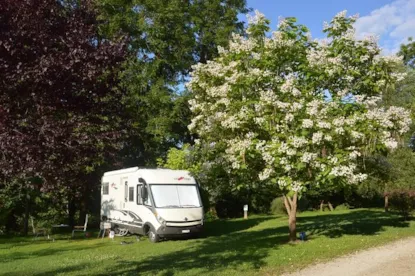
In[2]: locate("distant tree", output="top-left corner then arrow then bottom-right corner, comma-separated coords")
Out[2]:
362,42 -> 415,213
398,37 -> 415,68
187,11 -> 411,241
388,147 -> 415,219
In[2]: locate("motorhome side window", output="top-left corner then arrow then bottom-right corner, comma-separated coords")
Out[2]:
102,182 -> 109,195
129,187 -> 134,202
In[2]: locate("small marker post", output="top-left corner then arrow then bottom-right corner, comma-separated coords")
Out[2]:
243,204 -> 248,219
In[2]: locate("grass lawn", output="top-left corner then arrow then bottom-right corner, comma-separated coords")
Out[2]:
1,209 -> 415,276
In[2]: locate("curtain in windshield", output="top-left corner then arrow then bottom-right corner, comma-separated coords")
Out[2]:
151,185 -> 201,208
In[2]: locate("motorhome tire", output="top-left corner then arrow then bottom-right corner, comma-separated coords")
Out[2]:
112,225 -> 120,235
148,227 -> 160,243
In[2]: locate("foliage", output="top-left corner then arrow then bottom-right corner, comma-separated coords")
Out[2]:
98,0 -> 249,75
158,144 -> 198,171
1,210 -> 415,275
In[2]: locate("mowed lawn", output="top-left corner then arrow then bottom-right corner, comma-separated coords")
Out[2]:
1,209 -> 415,276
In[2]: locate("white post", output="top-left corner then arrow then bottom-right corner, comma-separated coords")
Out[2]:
243,204 -> 248,219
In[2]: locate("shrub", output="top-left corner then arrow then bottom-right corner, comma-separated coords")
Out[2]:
335,203 -> 350,211
199,186 -> 211,213
214,193 -> 246,218
204,209 -> 218,221
389,190 -> 415,220
270,197 -> 287,215
298,196 -> 311,211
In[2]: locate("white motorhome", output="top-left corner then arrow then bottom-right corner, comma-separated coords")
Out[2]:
100,167 -> 203,242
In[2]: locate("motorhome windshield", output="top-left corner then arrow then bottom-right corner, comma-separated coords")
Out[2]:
150,184 -> 201,208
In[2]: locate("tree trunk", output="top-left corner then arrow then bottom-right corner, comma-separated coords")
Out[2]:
328,202 -> 334,211
384,194 -> 389,212
288,208 -> 297,241
68,196 -> 76,227
23,192 -> 30,235
79,184 -> 88,225
320,200 -> 324,212
283,192 -> 298,242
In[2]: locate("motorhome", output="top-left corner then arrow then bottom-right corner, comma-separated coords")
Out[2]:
100,167 -> 203,242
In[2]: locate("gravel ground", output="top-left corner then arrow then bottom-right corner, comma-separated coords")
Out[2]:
285,237 -> 415,276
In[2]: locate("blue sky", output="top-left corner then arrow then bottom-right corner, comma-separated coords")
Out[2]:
246,0 -> 415,54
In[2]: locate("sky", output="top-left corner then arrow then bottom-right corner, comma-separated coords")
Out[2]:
246,0 -> 415,54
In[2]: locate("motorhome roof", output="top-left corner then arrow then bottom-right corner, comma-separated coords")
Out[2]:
103,168 -> 195,184
139,169 -> 195,184
103,167 -> 139,176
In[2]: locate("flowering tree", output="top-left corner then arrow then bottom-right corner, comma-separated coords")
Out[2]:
186,11 -> 411,241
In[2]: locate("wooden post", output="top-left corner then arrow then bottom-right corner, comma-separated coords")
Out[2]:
243,204 -> 248,219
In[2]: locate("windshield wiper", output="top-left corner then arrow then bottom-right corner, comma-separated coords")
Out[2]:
162,205 -> 181,208
181,205 -> 199,207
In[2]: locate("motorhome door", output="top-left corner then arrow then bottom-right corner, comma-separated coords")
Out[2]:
121,176 -> 128,209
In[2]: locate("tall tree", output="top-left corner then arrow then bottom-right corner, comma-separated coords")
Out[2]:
187,11 -> 411,241
97,0 -> 250,166
0,0 -> 127,232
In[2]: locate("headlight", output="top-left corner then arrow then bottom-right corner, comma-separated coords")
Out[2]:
157,215 -> 166,226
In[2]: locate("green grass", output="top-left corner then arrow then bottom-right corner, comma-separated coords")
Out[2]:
1,209 -> 415,276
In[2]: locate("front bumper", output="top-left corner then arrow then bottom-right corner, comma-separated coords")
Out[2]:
156,224 -> 203,236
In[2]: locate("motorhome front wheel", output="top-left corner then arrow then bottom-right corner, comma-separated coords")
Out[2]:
148,227 -> 160,243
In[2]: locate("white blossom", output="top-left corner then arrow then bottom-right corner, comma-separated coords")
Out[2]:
384,138 -> 398,149
312,132 -> 324,144
259,167 -> 274,181
317,121 -> 331,129
290,136 -> 308,148
349,150 -> 361,160
302,119 -> 314,128
301,152 -> 317,163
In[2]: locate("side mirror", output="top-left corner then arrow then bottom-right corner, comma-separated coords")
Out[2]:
141,185 -> 148,199
138,178 -> 148,200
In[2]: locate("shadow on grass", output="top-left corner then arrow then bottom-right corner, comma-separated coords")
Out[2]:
200,216 -> 275,237
0,242 -> 106,264
1,263 -> 91,276
104,210 -> 411,275
296,209 -> 410,239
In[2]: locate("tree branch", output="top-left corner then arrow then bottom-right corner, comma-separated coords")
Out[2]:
282,194 -> 291,213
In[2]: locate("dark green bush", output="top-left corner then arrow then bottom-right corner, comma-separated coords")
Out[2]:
270,197 -> 287,215
335,203 -> 350,211
389,191 -> 415,220
298,196 -> 311,211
